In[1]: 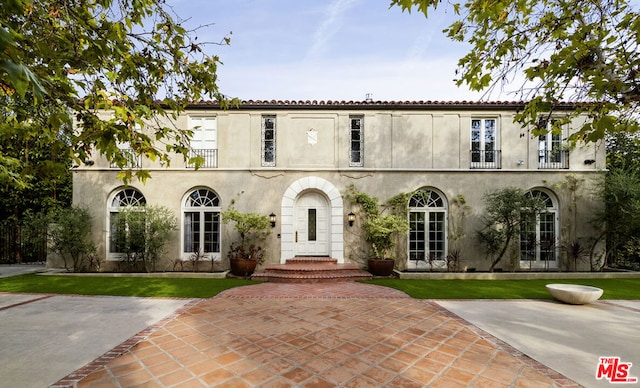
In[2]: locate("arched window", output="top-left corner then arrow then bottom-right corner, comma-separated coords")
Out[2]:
108,188 -> 146,255
408,189 -> 448,270
520,189 -> 559,269
182,189 -> 221,259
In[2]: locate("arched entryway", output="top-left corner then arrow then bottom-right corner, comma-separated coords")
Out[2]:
281,177 -> 344,263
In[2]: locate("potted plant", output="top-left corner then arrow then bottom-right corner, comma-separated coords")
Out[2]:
363,213 -> 410,275
347,185 -> 409,276
222,207 -> 271,277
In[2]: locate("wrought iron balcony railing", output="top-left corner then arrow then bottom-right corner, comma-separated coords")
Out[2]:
109,149 -> 141,169
187,149 -> 218,168
538,150 -> 569,169
470,150 -> 502,169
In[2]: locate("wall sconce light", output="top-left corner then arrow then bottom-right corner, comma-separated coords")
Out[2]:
84,160 -> 95,166
517,159 -> 524,166
269,212 -> 276,228
584,159 -> 596,165
347,212 -> 355,227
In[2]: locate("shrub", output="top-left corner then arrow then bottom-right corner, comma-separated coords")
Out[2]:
112,205 -> 177,272
477,187 -> 547,271
222,206 -> 271,261
48,207 -> 97,272
346,184 -> 409,260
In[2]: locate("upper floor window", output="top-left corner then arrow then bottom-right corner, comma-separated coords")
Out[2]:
538,119 -> 569,169
187,116 -> 217,168
470,118 -> 500,169
182,189 -> 221,259
262,115 -> 276,167
349,116 -> 364,167
111,123 -> 142,169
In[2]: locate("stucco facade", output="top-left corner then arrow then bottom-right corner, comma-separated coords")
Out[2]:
71,100 -> 605,272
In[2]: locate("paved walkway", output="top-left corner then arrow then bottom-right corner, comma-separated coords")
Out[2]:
0,263 -> 47,278
438,299 -> 640,388
53,283 -> 578,387
2,268 -> 637,387
0,293 -> 191,388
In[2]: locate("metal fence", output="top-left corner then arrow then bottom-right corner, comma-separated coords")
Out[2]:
0,223 -> 47,264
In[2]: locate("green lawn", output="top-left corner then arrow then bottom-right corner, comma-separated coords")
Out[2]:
1,274 -> 639,299
364,278 -> 640,299
0,274 -> 257,298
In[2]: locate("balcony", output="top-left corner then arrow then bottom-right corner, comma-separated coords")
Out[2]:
187,149 -> 218,168
470,150 -> 502,169
538,150 -> 569,169
110,149 -> 141,168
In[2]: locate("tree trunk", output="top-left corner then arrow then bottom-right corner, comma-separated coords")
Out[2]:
490,234 -> 512,272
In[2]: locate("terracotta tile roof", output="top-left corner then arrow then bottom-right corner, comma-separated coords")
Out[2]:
187,99 -> 580,110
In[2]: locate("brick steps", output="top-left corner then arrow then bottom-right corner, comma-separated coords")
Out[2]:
252,257 -> 373,283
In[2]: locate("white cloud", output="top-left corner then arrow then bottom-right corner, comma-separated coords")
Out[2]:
307,0 -> 362,59
170,0 -> 498,102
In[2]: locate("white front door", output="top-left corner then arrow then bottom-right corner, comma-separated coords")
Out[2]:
295,192 -> 329,256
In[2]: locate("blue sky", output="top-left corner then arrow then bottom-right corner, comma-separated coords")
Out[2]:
168,0 -> 484,101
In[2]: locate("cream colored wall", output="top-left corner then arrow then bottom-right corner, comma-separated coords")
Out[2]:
73,106 -> 606,272
87,107 -> 605,172
73,168 -> 604,272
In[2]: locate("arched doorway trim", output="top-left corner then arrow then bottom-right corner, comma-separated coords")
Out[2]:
281,177 -> 344,263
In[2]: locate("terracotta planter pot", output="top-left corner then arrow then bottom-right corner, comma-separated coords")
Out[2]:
367,258 -> 395,276
229,258 -> 258,277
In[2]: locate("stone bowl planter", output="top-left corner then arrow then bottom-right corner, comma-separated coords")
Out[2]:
229,258 -> 258,277
545,283 -> 603,305
367,259 -> 395,277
